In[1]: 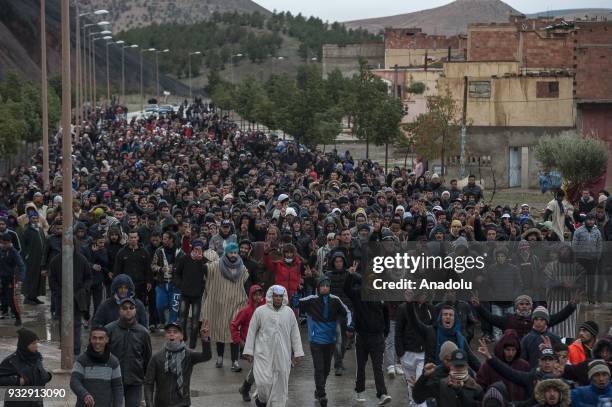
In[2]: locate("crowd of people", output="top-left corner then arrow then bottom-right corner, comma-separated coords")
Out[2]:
0,99 -> 611,406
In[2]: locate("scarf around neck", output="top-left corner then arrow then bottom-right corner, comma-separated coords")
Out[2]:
165,341 -> 186,396
86,343 -> 111,364
218,254 -> 245,282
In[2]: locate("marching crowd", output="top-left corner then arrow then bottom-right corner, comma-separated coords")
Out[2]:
0,99 -> 611,406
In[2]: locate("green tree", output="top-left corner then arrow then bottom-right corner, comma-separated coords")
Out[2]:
0,99 -> 27,158
535,133 -> 608,193
403,90 -> 461,175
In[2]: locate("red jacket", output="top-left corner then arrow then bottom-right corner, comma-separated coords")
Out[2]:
263,254 -> 303,299
230,285 -> 264,344
568,340 -> 590,365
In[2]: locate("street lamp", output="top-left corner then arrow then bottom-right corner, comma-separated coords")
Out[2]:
140,47 -> 155,112
103,35 -> 113,103
120,44 -> 138,103
188,51 -> 201,100
90,30 -> 111,107
155,48 -> 170,99
230,53 -> 243,84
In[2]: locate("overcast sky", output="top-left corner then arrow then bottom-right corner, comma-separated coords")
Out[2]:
256,0 -> 611,22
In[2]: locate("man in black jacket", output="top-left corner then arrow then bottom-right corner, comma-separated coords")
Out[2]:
106,297 -> 152,407
175,240 -> 208,348
344,270 -> 392,405
395,290 -> 434,406
81,232 -> 110,327
114,230 -> 152,306
49,247 -> 92,355
144,322 -> 211,407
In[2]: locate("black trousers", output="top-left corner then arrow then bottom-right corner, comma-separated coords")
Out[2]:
85,282 -> 104,320
124,384 -> 142,407
355,332 -> 387,398
217,342 -> 239,362
0,277 -> 20,319
144,282 -> 158,326
180,294 -> 203,348
311,343 -> 335,398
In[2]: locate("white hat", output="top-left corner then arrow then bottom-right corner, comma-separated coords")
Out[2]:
277,194 -> 289,203
501,213 -> 511,218
223,194 -> 233,201
432,205 -> 444,212
395,205 -> 405,213
285,207 -> 297,217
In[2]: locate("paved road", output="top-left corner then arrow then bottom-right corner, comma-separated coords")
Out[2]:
0,293 -> 409,406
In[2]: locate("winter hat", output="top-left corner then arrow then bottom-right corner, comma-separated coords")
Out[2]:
514,295 -> 533,308
482,385 -> 507,407
450,220 -> 462,228
191,240 -> 204,249
534,379 -> 570,407
588,359 -> 610,379
17,328 -> 39,351
580,321 -> 600,337
439,340 -> 458,362
224,242 -> 239,255
318,277 -> 331,287
532,306 -> 550,323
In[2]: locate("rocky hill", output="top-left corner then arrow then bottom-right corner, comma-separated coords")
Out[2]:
80,0 -> 271,32
343,0 -> 521,35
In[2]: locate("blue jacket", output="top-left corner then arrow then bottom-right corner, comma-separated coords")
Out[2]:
299,293 -> 352,345
0,247 -> 25,281
521,329 -> 561,368
571,382 -> 612,406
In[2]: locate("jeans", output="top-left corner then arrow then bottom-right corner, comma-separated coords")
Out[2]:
311,343 -> 335,398
355,332 -> 387,398
155,282 -> 180,324
400,351 -> 426,407
124,384 -> 142,407
384,320 -> 397,369
180,294 -> 203,348
217,342 -> 240,362
334,317 -> 347,369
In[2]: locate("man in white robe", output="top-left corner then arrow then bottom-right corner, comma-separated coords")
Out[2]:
243,285 -> 304,407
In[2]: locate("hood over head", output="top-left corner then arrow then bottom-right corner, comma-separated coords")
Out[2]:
111,274 -> 135,298
266,284 -> 289,308
533,379 -> 570,407
248,284 -> 264,307
494,329 -> 522,361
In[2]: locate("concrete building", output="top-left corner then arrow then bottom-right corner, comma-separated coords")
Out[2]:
384,28 -> 467,68
321,43 -> 385,78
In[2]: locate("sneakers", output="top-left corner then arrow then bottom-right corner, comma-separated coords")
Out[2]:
231,361 -> 242,372
238,383 -> 251,402
354,392 -> 366,402
386,365 -> 396,378
378,394 -> 392,405
318,396 -> 328,407
395,364 -> 404,375
215,356 -> 223,368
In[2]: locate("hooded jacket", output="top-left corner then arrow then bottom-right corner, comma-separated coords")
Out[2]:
533,379 -> 571,407
477,329 -> 531,401
564,339 -> 612,386
230,284 -> 265,343
105,317 -> 152,386
93,274 -> 148,327
394,300 -> 434,357
324,252 -> 352,309
263,251 -> 302,299
343,272 -> 389,336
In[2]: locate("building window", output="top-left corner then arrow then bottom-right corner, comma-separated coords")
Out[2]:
536,81 -> 559,98
468,81 -> 491,98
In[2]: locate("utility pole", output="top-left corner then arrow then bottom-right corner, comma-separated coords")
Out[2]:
460,75 -> 468,178
41,0 -> 49,191
60,0 -> 74,369
74,1 -> 81,143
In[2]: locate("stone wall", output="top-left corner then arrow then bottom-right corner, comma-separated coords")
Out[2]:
321,43 -> 385,78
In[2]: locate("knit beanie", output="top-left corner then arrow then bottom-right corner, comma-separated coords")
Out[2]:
588,359 -> 611,379
439,340 -> 458,362
532,306 -> 550,323
514,295 -> 533,308
224,242 -> 239,255
482,386 -> 506,407
580,321 -> 599,337
17,328 -> 39,351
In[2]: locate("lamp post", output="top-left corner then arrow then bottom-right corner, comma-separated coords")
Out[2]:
77,9 -> 108,119
103,35 -> 113,103
121,44 -> 138,104
140,48 -> 155,112
230,53 -> 243,84
188,51 -> 201,100
155,48 -> 169,100
60,0 -> 74,370
90,30 -> 111,108
41,0 -> 49,190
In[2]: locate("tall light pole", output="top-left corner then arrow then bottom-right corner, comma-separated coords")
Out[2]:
60,0 -> 74,370
122,44 -> 138,104
77,10 -> 108,119
188,51 -> 201,100
230,53 -> 243,84
140,48 -> 155,112
103,35 -> 113,103
90,29 -> 111,108
41,0 -> 49,190
155,48 -> 169,100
